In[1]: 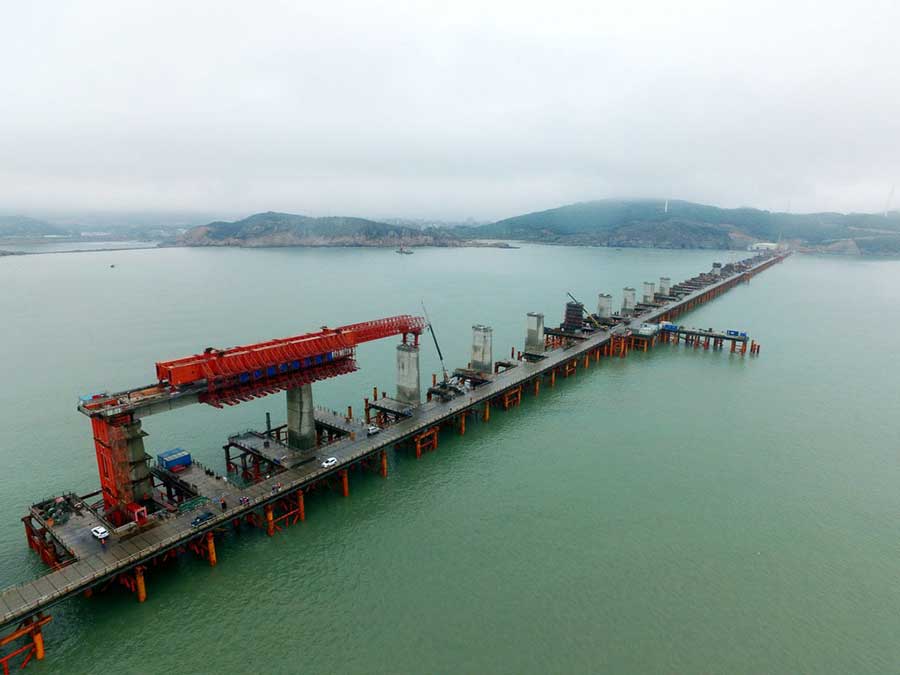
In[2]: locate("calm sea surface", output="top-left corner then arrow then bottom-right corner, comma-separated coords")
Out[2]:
0,245 -> 898,673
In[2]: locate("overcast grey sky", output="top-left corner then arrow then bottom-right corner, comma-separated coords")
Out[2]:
2,1 -> 899,221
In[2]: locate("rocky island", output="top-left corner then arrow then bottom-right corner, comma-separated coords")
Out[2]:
171,212 -> 515,249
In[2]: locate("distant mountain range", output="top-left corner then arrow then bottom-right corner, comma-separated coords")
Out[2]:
6,200 -> 900,254
0,215 -> 74,237
174,201 -> 900,254
454,199 -> 900,252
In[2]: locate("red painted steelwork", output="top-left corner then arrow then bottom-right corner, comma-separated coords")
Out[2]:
155,315 -> 425,387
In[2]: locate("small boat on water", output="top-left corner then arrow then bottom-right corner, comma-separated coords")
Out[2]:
395,246 -> 414,254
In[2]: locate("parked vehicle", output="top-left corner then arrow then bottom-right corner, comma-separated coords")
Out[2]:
367,424 -> 381,436
321,457 -> 338,469
191,511 -> 214,527
90,526 -> 109,540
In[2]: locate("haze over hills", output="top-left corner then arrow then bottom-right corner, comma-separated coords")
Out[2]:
0,215 -> 75,238
174,200 -> 900,254
6,200 -> 900,255
456,199 -> 900,253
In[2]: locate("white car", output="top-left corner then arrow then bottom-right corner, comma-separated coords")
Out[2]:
321,457 -> 338,469
367,424 -> 381,436
90,526 -> 109,540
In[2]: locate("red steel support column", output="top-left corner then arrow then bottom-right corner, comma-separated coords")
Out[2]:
33,623 -> 45,662
206,531 -> 217,567
341,469 -> 349,497
265,504 -> 275,536
380,450 -> 388,478
135,566 -> 147,603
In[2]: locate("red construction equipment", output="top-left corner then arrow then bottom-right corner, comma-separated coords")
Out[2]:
81,315 -> 425,523
156,315 -> 425,390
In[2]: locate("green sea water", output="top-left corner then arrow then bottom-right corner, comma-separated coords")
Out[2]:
0,245 -> 898,673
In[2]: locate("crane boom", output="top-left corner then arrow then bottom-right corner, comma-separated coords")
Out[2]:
566,292 -> 603,330
421,301 -> 449,383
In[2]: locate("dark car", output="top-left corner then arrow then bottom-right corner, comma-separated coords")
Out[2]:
191,511 -> 214,527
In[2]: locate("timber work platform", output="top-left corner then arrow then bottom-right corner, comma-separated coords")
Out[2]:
0,251 -> 787,668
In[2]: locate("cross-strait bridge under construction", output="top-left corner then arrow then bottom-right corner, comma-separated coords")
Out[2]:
0,251 -> 787,670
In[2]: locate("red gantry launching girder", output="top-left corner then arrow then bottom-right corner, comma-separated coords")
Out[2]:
78,315 -> 425,520
157,315 -> 426,407
80,315 -> 426,417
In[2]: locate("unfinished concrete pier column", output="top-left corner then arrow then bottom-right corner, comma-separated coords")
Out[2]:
524,312 -> 545,355
597,294 -> 612,319
642,281 -> 656,304
122,420 -> 153,504
659,277 -> 671,296
711,262 -> 722,276
396,343 -> 421,406
286,383 -> 316,450
471,325 -> 493,373
622,287 -> 636,315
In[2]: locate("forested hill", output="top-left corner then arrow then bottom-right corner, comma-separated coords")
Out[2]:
459,199 -> 900,250
177,212 -> 460,247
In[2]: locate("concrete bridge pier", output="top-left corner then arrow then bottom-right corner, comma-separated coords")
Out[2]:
286,383 -> 316,449
396,343 -> 421,406
659,277 -> 671,295
471,325 -> 493,373
597,294 -> 612,319
525,312 -> 545,355
622,287 -> 636,315
123,420 -> 153,504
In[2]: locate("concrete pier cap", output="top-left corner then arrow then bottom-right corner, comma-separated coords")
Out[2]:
525,312 -> 545,355
471,324 -> 493,373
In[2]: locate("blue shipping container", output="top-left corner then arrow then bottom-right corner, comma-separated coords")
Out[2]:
158,448 -> 192,470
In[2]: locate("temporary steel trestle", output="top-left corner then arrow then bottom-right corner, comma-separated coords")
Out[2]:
4,252 -> 788,668
0,615 -> 50,673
